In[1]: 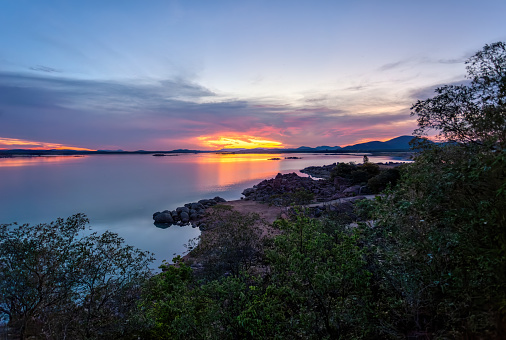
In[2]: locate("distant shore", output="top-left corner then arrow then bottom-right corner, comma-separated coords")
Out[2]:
1,149 -> 414,159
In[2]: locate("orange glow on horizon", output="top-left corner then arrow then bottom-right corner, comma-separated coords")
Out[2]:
197,135 -> 284,150
0,137 -> 95,151
0,156 -> 87,168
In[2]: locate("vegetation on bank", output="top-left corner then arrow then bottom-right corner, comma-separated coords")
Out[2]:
1,42 -> 505,339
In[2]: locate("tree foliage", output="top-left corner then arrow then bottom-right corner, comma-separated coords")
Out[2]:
412,41 -> 506,147
0,214 -> 153,340
188,204 -> 267,279
138,212 -> 376,339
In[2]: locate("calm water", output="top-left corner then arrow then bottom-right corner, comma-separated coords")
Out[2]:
0,152 -> 408,268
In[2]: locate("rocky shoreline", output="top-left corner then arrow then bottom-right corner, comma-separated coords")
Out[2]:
152,196 -> 227,227
152,161 -> 405,228
240,172 -> 365,205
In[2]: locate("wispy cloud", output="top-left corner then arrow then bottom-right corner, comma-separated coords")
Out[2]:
29,65 -> 61,73
0,71 -> 420,149
379,60 -> 409,71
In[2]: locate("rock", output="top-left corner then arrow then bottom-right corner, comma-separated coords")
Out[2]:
242,188 -> 256,196
214,196 -> 226,202
153,211 -> 161,219
172,213 -> 180,222
190,213 -> 198,220
343,185 -> 362,195
154,212 -> 174,224
331,193 -> 346,200
180,211 -> 190,223
300,163 -> 337,179
176,206 -> 190,214
198,199 -> 216,206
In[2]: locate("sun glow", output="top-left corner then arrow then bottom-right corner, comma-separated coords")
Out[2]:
197,135 -> 284,150
0,137 -> 95,151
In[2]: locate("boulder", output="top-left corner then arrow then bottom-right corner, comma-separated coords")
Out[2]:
154,212 -> 174,224
198,199 -> 216,206
242,188 -> 256,196
172,213 -> 180,222
343,185 -> 362,195
180,211 -> 190,223
176,206 -> 190,214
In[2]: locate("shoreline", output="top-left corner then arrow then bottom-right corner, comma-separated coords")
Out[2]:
166,161 -> 404,266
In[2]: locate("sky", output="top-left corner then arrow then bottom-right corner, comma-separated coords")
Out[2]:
1,0 -> 505,151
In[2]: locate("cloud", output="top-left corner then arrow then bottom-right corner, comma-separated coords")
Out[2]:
0,137 -> 94,151
0,71 -> 420,150
379,60 -> 408,71
29,65 -> 61,73
379,55 -> 467,73
344,85 -> 368,91
437,58 -> 465,64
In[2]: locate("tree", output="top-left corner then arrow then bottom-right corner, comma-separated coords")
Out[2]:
411,41 -> 506,147
367,42 -> 506,337
0,214 -> 153,339
189,205 -> 266,279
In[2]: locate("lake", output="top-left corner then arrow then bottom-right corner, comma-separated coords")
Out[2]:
0,152 -> 409,268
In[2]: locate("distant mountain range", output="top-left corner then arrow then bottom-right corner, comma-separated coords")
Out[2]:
340,135 -> 422,151
1,136 -> 423,156
217,135 -> 422,153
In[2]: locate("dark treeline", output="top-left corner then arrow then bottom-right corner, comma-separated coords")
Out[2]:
1,42 -> 505,339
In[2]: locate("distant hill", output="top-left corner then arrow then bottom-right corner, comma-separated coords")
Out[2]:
341,136 -> 419,151
295,145 -> 341,151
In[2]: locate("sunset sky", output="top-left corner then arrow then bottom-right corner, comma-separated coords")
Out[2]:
1,0 -> 505,150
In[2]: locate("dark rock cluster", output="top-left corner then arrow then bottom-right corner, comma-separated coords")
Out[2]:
153,196 -> 227,226
241,172 -> 365,205
300,163 -> 337,179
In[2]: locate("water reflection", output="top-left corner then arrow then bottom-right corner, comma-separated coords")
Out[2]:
0,155 -> 86,167
195,153 -> 284,189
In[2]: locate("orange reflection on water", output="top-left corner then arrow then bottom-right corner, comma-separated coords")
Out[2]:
0,156 -> 87,168
195,153 -> 283,188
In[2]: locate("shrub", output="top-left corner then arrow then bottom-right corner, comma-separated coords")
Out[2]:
367,168 -> 401,193
0,214 -> 153,340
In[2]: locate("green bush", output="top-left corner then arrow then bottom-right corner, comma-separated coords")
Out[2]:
331,162 -> 381,185
0,214 -> 153,340
367,168 -> 401,193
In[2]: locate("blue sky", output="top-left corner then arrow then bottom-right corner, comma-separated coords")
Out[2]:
1,0 -> 505,150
